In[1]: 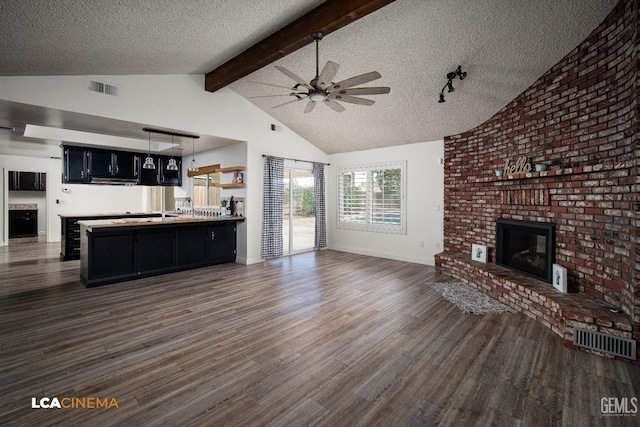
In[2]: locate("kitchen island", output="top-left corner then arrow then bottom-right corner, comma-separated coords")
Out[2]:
60,212 -> 167,261
79,216 -> 244,287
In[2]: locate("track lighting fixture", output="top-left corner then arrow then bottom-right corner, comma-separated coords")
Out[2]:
438,65 -> 467,103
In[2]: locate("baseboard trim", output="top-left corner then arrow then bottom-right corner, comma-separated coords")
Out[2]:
328,244 -> 434,265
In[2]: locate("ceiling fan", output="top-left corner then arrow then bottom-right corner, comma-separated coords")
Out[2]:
250,32 -> 390,113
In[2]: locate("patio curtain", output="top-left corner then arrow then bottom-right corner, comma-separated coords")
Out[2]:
313,162 -> 327,249
261,156 -> 284,259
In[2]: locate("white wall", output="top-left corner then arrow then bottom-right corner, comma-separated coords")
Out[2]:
327,141 -> 444,265
0,155 -> 146,245
0,75 -> 329,261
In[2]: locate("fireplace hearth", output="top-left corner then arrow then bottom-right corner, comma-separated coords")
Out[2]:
496,219 -> 555,283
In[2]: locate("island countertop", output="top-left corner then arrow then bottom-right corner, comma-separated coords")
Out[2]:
78,215 -> 245,231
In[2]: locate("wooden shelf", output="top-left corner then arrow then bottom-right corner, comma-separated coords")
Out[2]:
216,166 -> 245,173
215,183 -> 245,189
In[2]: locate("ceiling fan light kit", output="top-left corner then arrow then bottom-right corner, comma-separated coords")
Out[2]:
438,65 -> 467,103
251,32 -> 390,113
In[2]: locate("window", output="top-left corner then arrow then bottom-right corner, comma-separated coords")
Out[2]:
338,161 -> 406,234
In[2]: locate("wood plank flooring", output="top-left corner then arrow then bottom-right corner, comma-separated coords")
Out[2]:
0,241 -> 638,426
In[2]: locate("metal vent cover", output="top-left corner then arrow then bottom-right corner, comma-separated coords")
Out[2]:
573,328 -> 636,360
88,80 -> 118,96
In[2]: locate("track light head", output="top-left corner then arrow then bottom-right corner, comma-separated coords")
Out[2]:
438,66 -> 467,103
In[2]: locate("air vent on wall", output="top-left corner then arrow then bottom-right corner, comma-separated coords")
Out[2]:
573,328 -> 636,360
88,80 -> 118,96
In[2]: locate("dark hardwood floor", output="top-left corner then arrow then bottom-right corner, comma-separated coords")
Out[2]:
0,241 -> 638,426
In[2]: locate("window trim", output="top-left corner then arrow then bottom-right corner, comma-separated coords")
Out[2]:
337,161 -> 406,235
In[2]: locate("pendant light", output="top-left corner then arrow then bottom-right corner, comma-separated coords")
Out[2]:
166,135 -> 179,171
143,130 -> 156,169
188,136 -> 198,172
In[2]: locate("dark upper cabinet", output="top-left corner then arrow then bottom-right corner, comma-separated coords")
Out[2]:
88,150 -> 113,178
63,146 -> 89,183
9,171 -> 47,191
39,172 -> 46,191
8,171 -> 19,190
138,155 -> 182,186
88,149 -> 139,181
62,145 -> 181,186
114,152 -> 138,179
139,154 -> 161,186
159,157 -> 182,186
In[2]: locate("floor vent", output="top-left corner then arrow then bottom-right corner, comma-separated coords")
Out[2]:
88,80 -> 118,96
573,328 -> 636,360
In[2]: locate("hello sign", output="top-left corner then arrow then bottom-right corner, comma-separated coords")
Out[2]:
503,156 -> 532,174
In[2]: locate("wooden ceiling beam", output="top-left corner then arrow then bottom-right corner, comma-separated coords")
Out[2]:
204,0 -> 396,93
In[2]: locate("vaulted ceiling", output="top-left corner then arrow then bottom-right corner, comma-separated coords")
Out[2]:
0,0 -> 618,154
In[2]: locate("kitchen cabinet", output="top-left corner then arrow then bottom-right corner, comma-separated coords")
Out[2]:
139,155 -> 182,186
88,149 -> 139,182
59,213 -> 165,261
209,222 -> 237,262
8,171 -> 46,191
63,146 -> 89,183
62,145 -> 180,186
79,217 -> 243,287
9,209 -> 38,238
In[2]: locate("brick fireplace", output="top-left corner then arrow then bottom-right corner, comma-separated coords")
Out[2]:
435,0 -> 638,362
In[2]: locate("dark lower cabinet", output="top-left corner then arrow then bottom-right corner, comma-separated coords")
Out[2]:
80,219 -> 242,287
9,210 -> 38,238
90,233 -> 136,278
210,222 -> 237,262
60,213 -> 164,261
176,225 -> 208,265
137,229 -> 175,272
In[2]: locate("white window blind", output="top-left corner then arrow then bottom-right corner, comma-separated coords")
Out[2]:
338,161 -> 406,234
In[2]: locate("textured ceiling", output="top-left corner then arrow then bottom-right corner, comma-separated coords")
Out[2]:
0,0 -> 618,154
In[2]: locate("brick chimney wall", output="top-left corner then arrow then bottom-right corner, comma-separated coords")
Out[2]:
437,0 -> 638,324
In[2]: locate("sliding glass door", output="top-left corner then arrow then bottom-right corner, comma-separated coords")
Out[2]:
283,168 -> 315,254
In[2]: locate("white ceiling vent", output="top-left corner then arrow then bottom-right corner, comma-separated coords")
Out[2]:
88,80 -> 118,96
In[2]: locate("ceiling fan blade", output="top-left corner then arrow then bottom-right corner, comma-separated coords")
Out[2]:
316,61 -> 340,89
328,94 -> 375,106
324,99 -> 346,113
271,98 -> 304,109
337,86 -> 390,96
327,71 -> 381,91
249,80 -> 302,91
275,66 -> 311,89
304,100 -> 317,114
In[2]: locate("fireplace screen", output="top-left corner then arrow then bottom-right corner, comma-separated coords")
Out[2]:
496,219 -> 555,283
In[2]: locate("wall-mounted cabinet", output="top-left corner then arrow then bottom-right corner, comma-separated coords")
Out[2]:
63,146 -> 89,183
9,171 -> 46,191
62,145 -> 181,186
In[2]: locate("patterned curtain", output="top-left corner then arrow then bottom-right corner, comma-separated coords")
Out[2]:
262,156 -> 284,259
313,162 -> 327,249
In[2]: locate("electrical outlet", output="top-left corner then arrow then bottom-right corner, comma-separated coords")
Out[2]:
435,242 -> 441,250
419,240 -> 424,248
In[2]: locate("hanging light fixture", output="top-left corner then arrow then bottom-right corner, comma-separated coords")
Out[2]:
166,135 -> 179,171
143,130 -> 156,169
188,136 -> 198,172
438,65 -> 467,103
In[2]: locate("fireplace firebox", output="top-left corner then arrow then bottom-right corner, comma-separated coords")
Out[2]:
496,219 -> 555,283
